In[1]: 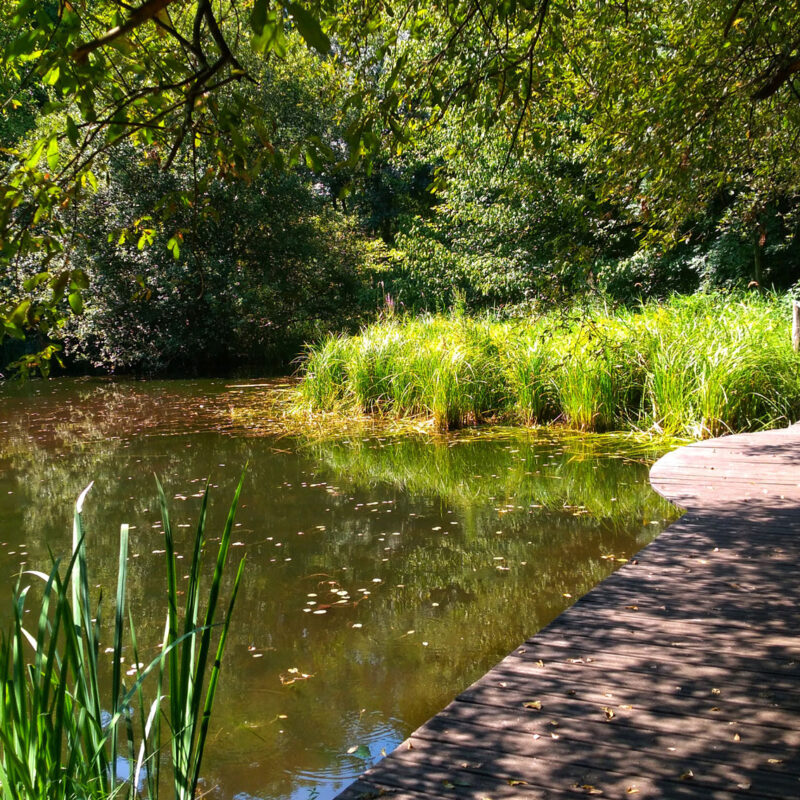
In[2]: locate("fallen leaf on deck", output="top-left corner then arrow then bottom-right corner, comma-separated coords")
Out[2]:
575,784 -> 603,795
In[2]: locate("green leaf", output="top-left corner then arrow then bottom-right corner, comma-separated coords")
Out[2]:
42,65 -> 60,86
250,0 -> 268,34
50,271 -> 70,302
22,272 -> 51,291
7,30 -> 38,57
25,138 -> 46,169
11,0 -> 37,23
9,299 -> 31,326
285,2 -> 330,54
348,744 -> 371,760
66,116 -> 79,147
70,269 -> 90,290
252,9 -> 286,56
68,291 -> 83,315
308,135 -> 335,161
305,147 -> 323,172
46,136 -> 59,171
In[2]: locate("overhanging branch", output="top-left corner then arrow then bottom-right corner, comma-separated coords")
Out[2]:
72,0 -> 177,62
752,57 -> 800,100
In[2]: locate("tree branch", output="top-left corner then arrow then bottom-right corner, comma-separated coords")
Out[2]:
72,0 -> 177,62
752,56 -> 800,100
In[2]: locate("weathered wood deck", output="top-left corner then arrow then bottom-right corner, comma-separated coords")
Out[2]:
335,424 -> 800,799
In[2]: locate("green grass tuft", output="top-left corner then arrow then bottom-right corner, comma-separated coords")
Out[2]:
297,292 -> 800,437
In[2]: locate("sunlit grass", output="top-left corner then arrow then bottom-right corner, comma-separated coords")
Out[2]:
295,292 -> 800,437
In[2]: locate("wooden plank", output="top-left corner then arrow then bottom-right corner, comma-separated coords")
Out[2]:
350,736 -> 771,799
457,672 -> 799,731
410,717 -> 800,798
429,701 -> 800,770
334,424 -> 800,800
455,692 -> 800,750
506,639 -> 800,696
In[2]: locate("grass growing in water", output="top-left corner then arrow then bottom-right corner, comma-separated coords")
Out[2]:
298,293 -> 800,437
0,477 -> 245,800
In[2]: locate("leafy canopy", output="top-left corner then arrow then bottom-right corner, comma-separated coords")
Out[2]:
2,0 -> 799,364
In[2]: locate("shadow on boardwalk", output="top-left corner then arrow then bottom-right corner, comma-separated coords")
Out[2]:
335,424 -> 800,799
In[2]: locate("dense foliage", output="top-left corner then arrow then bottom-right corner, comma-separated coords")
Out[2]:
58,150 -> 377,373
1,1 -> 799,373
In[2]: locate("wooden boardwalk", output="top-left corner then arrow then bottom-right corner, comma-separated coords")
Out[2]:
335,424 -> 800,799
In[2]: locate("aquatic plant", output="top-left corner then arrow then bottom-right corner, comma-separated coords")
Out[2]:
0,478 -> 245,800
297,292 -> 800,437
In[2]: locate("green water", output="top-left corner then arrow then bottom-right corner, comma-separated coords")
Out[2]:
0,378 -> 679,800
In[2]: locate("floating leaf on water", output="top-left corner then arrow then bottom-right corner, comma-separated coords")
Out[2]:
523,700 -> 542,710
347,744 -> 371,759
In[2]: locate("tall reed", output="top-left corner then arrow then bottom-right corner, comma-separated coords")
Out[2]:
0,477 -> 245,800
297,292 -> 800,437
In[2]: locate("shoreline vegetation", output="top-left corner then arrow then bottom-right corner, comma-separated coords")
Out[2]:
0,480 -> 244,800
292,292 -> 800,438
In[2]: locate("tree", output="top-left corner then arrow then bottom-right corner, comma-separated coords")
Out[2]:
0,0 -> 346,368
3,0 -> 800,367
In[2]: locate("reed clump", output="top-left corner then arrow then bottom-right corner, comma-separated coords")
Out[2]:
297,293 -> 800,437
0,478 -> 245,800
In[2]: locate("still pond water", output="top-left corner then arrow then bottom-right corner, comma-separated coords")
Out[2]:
0,378 -> 679,800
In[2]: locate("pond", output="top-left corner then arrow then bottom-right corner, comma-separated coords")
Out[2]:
0,378 -> 680,800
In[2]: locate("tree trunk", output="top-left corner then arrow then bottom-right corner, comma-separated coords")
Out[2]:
753,227 -> 764,289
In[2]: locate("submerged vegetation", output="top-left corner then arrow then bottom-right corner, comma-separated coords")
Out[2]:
0,479 -> 244,800
298,293 -> 800,437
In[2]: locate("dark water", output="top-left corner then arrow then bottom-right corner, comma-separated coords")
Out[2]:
0,378 -> 679,800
